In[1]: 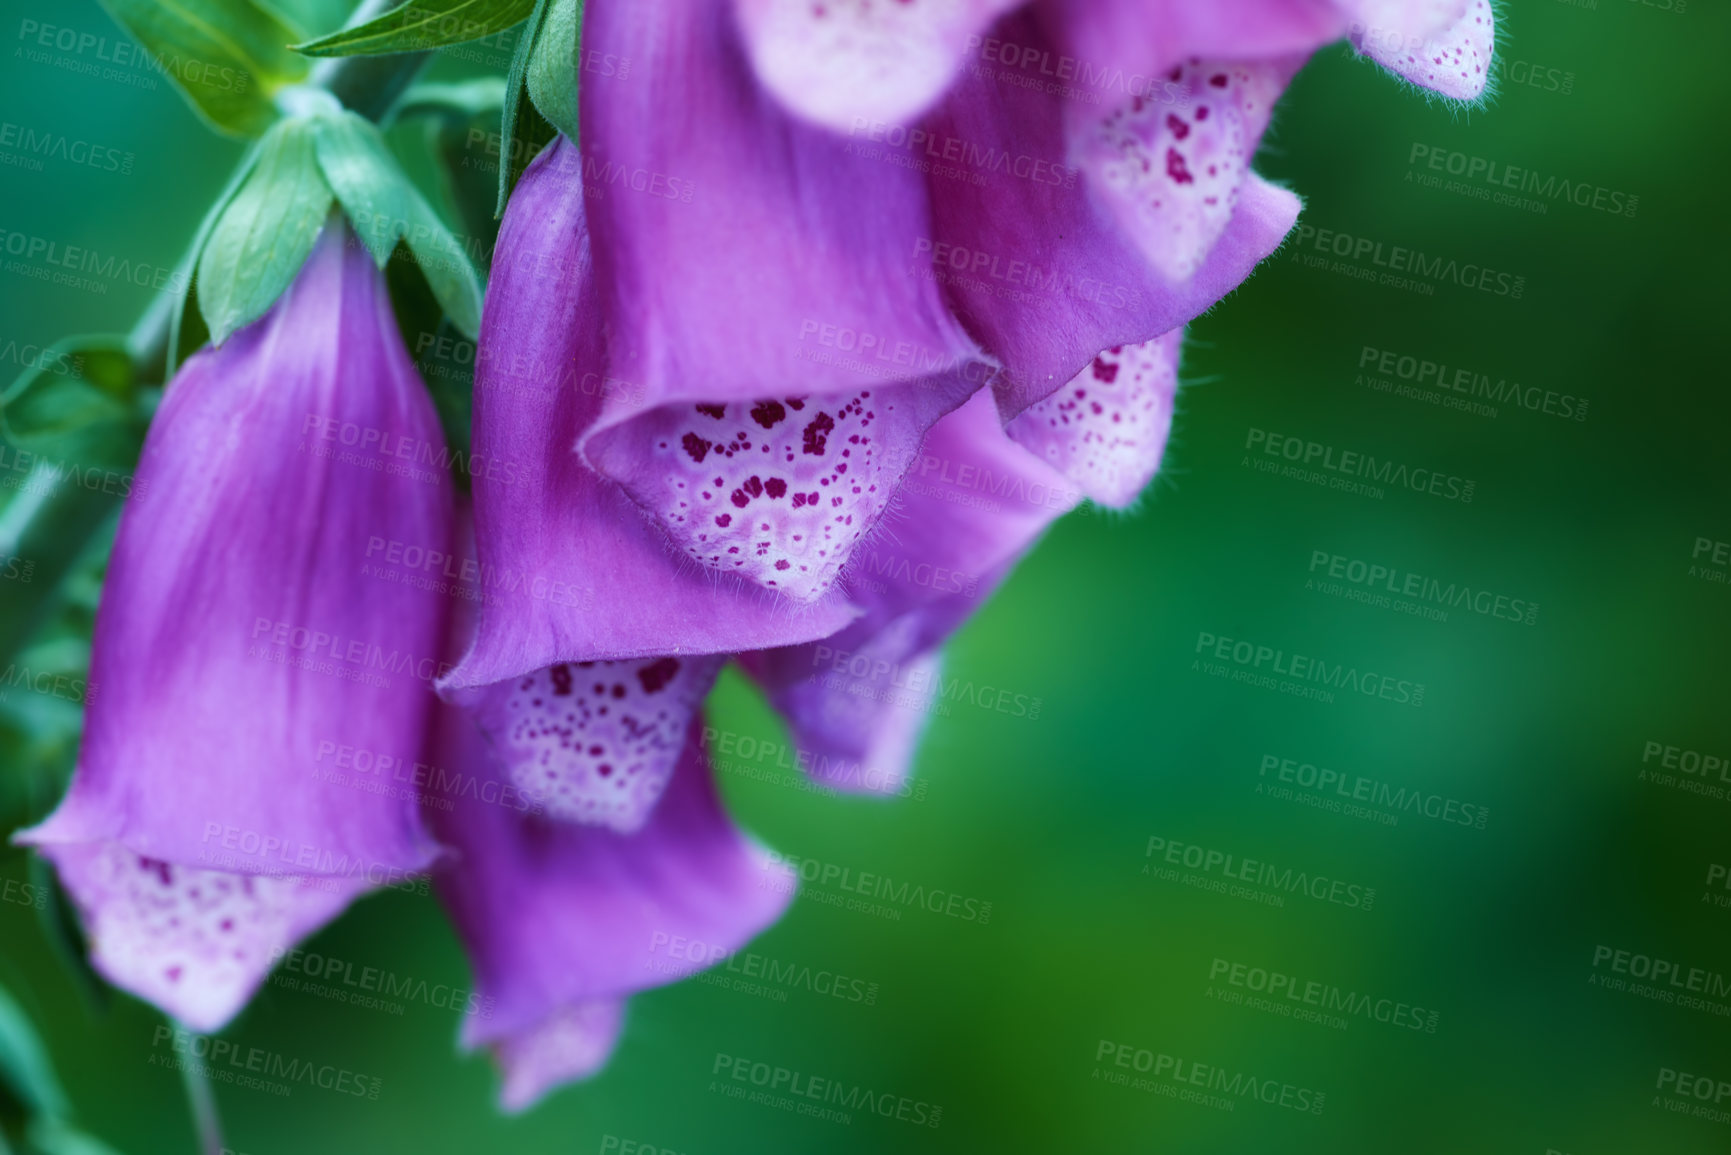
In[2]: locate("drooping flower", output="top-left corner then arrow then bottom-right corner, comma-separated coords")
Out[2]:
17,223 -> 453,1029
425,700 -> 793,1111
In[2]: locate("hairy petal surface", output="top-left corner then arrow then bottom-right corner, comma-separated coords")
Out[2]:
1006,329 -> 1182,507
579,0 -> 990,599
20,225 -> 448,877
469,656 -> 724,833
733,0 -> 1021,130
920,10 -> 1299,419
441,139 -> 859,691
1071,58 -> 1296,282
1350,0 -> 1492,101
430,707 -> 792,1106
35,842 -> 367,1032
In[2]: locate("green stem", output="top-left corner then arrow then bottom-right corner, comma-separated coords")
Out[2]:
174,1029 -> 225,1155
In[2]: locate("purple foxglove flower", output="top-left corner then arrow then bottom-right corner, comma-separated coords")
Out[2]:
575,0 -> 993,602
18,223 -> 452,1029
744,388 -> 1083,790
442,136 -> 862,697
427,701 -> 793,1110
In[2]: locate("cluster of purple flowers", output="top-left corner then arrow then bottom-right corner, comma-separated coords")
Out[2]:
19,0 -> 1492,1109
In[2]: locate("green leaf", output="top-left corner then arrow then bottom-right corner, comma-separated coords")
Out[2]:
0,339 -> 146,474
168,138 -> 265,374
294,0 -> 536,58
313,113 -> 484,337
496,0 -> 549,216
0,984 -> 67,1122
526,0 -> 580,143
196,119 -> 334,346
95,0 -> 308,137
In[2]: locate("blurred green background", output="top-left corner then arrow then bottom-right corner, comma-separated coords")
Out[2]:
3,0 -> 1729,1151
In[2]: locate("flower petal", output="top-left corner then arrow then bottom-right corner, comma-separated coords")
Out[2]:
431,707 -> 792,1075
920,10 -> 1300,418
745,390 -> 1079,790
466,656 -> 724,833
441,139 -> 861,691
1070,58 -> 1296,282
37,840 -> 367,1032
1037,0 -> 1345,83
731,0 -> 1021,130
493,1000 -> 625,1113
20,225 -> 448,877
1005,329 -> 1182,507
578,0 -> 990,598
1350,0 -> 1493,101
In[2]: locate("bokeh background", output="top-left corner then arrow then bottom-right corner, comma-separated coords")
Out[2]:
3,0 -> 1729,1151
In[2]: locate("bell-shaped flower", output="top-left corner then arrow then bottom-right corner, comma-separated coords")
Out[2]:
17,223 -> 453,1029
427,701 -> 793,1110
575,0 -> 994,603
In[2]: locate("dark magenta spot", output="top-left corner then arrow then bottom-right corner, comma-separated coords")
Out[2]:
1166,148 -> 1194,184
695,403 -> 726,419
1166,113 -> 1189,140
1092,355 -> 1120,383
681,432 -> 712,463
764,477 -> 787,498
750,400 -> 787,428
637,657 -> 681,694
802,412 -> 836,456
550,664 -> 573,696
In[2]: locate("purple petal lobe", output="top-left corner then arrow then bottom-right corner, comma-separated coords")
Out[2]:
40,840 -> 366,1032
494,1000 -> 625,1113
1351,0 -> 1493,101
441,139 -> 861,691
1072,59 -> 1293,281
21,225 -> 448,877
432,708 -> 793,1091
1006,330 -> 1182,507
470,656 -> 724,833
732,0 -> 1019,130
